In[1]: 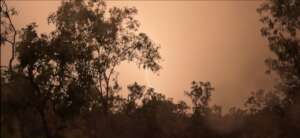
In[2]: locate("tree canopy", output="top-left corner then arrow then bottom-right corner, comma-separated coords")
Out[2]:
1,0 -> 300,138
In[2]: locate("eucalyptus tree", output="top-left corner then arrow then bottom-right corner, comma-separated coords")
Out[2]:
124,82 -> 146,115
46,0 -> 161,116
10,0 -> 161,137
258,0 -> 300,103
185,81 -> 214,116
256,0 -> 300,136
0,0 -> 17,71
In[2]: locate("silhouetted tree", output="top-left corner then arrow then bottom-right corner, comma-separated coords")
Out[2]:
184,81 -> 215,138
2,0 -> 161,138
4,0 -> 300,138
243,0 -> 300,137
258,0 -> 300,103
185,81 -> 213,116
47,0 -> 161,116
0,0 -> 17,71
124,82 -> 145,115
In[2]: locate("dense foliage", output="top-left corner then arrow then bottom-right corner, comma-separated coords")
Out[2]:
1,0 -> 299,138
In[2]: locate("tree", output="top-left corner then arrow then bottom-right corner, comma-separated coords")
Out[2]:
245,89 -> 283,114
0,0 -> 17,71
124,82 -> 145,114
184,81 -> 215,138
247,0 -> 300,137
46,0 -> 161,116
185,81 -> 214,116
4,0 -> 161,137
258,0 -> 300,103
16,23 -> 57,138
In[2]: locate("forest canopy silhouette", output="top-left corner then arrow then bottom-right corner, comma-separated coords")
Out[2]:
1,0 -> 299,138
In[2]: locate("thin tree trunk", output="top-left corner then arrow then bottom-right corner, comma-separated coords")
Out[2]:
2,0 -> 17,73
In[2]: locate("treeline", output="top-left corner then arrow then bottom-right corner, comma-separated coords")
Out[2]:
1,0 -> 299,138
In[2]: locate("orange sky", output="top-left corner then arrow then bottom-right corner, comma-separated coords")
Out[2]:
1,0 -> 275,111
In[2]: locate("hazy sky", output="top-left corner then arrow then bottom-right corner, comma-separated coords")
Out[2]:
1,0 -> 275,110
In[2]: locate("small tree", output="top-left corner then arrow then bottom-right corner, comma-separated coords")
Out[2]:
185,81 -> 214,116
0,0 -> 17,71
125,82 -> 145,114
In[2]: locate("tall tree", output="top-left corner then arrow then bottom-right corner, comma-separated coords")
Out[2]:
46,0 -> 161,115
255,0 -> 300,137
9,0 -> 161,137
258,0 -> 300,103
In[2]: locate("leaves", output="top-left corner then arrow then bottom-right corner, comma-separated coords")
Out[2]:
258,0 -> 300,102
185,81 -> 214,116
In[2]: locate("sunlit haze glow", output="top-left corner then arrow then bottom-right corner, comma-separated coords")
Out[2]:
0,1 -> 275,111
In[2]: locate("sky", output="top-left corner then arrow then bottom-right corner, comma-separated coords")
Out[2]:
1,0 -> 275,111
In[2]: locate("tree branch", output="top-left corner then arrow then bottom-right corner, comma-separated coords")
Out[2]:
2,0 -> 17,72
